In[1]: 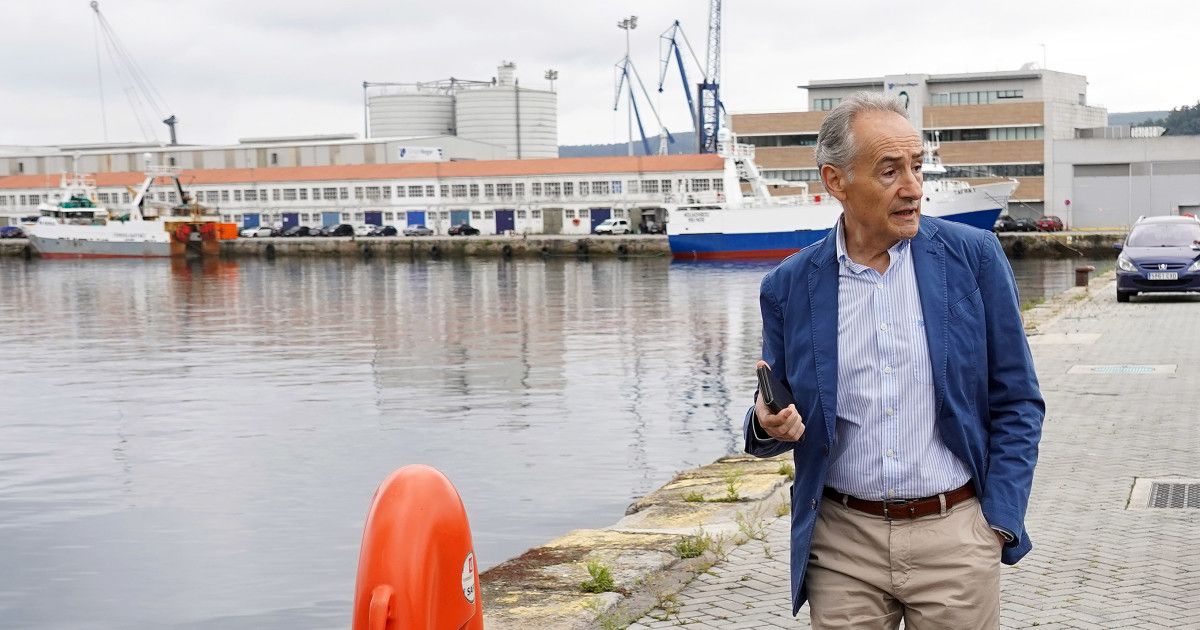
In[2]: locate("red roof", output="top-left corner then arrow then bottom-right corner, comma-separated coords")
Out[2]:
0,154 -> 723,190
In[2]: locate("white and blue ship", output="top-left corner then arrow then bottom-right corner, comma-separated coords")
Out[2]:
666,134 -> 1015,260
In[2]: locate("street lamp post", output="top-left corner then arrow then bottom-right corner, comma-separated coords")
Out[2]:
617,15 -> 637,157
544,69 -> 558,92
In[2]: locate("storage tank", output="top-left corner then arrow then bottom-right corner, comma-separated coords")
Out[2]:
368,91 -> 455,138
455,64 -> 558,159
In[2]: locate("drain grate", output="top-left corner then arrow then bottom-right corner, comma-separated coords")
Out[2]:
1128,478 -> 1200,509
1149,483 -> 1200,508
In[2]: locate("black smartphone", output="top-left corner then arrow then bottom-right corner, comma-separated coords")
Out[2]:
756,364 -> 795,414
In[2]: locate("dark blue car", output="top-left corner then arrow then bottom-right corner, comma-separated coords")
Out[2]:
1115,215 -> 1200,302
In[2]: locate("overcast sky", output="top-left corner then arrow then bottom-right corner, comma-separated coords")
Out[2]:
2,0 -> 1196,148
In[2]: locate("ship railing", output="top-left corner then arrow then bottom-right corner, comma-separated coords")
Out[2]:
717,141 -> 756,161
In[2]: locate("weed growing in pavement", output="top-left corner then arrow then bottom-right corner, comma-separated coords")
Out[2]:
736,509 -> 769,542
582,596 -> 627,630
579,560 -> 615,593
776,500 -> 791,517
675,531 -> 713,559
682,490 -> 705,502
708,468 -> 745,503
777,462 -> 795,480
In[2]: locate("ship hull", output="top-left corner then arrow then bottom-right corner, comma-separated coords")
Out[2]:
28,235 -> 171,258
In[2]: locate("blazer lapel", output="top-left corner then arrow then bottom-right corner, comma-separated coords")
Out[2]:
807,232 -> 840,445
912,220 -> 947,417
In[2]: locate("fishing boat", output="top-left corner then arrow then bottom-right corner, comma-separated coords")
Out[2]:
26,163 -> 228,259
665,132 -> 1016,260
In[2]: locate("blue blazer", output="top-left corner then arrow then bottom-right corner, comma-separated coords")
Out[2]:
744,216 -> 1044,615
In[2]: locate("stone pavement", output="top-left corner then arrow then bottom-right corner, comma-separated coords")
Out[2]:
629,279 -> 1200,629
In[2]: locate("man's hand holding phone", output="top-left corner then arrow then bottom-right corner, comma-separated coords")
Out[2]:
755,360 -> 805,442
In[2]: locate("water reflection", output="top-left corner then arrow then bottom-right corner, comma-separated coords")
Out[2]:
0,253 -> 1097,628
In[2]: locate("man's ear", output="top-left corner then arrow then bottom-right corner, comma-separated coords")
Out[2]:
821,164 -> 850,202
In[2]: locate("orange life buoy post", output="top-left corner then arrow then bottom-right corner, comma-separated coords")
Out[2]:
352,465 -> 484,630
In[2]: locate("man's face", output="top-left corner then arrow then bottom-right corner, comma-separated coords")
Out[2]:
832,111 -> 924,244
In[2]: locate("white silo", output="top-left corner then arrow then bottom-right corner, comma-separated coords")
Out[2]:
368,89 -> 455,138
455,63 -> 558,159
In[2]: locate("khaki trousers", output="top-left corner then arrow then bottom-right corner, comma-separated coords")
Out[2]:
806,496 -> 1001,630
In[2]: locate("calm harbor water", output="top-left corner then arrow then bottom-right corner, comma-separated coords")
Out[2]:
0,253 -> 1110,629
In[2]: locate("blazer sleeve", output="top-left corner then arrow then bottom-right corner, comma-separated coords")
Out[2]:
744,271 -> 798,458
978,233 -> 1045,546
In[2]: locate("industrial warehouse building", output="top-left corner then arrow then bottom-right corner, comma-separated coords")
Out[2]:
0,154 -> 724,235
731,67 -> 1108,218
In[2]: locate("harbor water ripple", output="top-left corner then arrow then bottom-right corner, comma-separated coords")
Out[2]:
0,254 -> 1108,628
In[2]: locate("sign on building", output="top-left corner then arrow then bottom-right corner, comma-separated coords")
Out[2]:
397,146 -> 446,162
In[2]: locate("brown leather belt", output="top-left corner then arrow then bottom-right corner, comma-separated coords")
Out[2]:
823,482 -> 975,520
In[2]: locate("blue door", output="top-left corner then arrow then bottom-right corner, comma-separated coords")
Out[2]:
450,210 -> 470,227
406,211 -> 426,227
282,213 -> 299,230
590,208 -> 611,233
321,211 -> 340,226
242,213 -> 260,229
496,209 -> 515,233
365,211 -> 383,226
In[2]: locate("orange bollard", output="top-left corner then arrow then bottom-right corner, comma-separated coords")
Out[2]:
352,465 -> 484,630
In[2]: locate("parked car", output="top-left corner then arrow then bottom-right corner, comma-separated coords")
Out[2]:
594,218 -> 631,235
368,225 -> 399,237
1115,215 -> 1200,303
992,215 -> 1039,233
448,223 -> 480,236
282,225 -> 313,237
1036,215 -> 1065,231
403,225 -> 434,236
323,223 -> 354,237
0,225 -> 25,239
354,224 -> 373,237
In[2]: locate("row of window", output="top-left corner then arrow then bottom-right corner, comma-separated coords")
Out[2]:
944,163 -> 1044,178
931,89 -> 1024,106
762,163 -> 1045,181
924,126 -> 1044,142
216,208 -> 634,224
813,98 -> 842,111
742,134 -> 818,148
762,169 -> 822,182
1,179 -> 726,208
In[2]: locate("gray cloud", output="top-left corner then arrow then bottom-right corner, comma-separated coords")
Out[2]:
1,0 -> 1195,147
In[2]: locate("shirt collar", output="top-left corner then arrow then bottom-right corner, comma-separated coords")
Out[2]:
835,214 -> 911,274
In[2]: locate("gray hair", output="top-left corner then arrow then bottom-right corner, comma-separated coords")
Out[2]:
814,91 -> 911,177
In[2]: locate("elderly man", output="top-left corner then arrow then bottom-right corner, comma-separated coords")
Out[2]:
745,91 -> 1044,629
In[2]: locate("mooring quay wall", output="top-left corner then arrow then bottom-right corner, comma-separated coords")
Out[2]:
0,232 -> 1126,260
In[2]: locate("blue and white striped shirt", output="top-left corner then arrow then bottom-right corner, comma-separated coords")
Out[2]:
827,217 -> 972,501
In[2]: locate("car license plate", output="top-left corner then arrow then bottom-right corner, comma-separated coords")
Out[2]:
1147,272 -> 1178,280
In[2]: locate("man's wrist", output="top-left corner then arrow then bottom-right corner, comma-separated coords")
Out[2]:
991,526 -> 1015,543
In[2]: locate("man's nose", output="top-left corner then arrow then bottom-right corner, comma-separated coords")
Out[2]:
899,167 -> 922,200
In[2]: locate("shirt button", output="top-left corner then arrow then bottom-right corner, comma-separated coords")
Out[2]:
888,489 -> 896,498
879,323 -> 888,331
883,366 -> 893,374
810,499 -> 817,509
886,407 -> 895,416
876,282 -> 884,289
886,449 -> 895,457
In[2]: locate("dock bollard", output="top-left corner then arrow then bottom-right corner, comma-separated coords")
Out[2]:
1074,265 -> 1096,287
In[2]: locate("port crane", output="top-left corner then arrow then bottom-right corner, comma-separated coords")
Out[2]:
90,1 -> 179,144
657,0 -> 724,154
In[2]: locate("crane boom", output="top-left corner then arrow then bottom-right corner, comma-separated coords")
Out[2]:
697,0 -> 722,153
